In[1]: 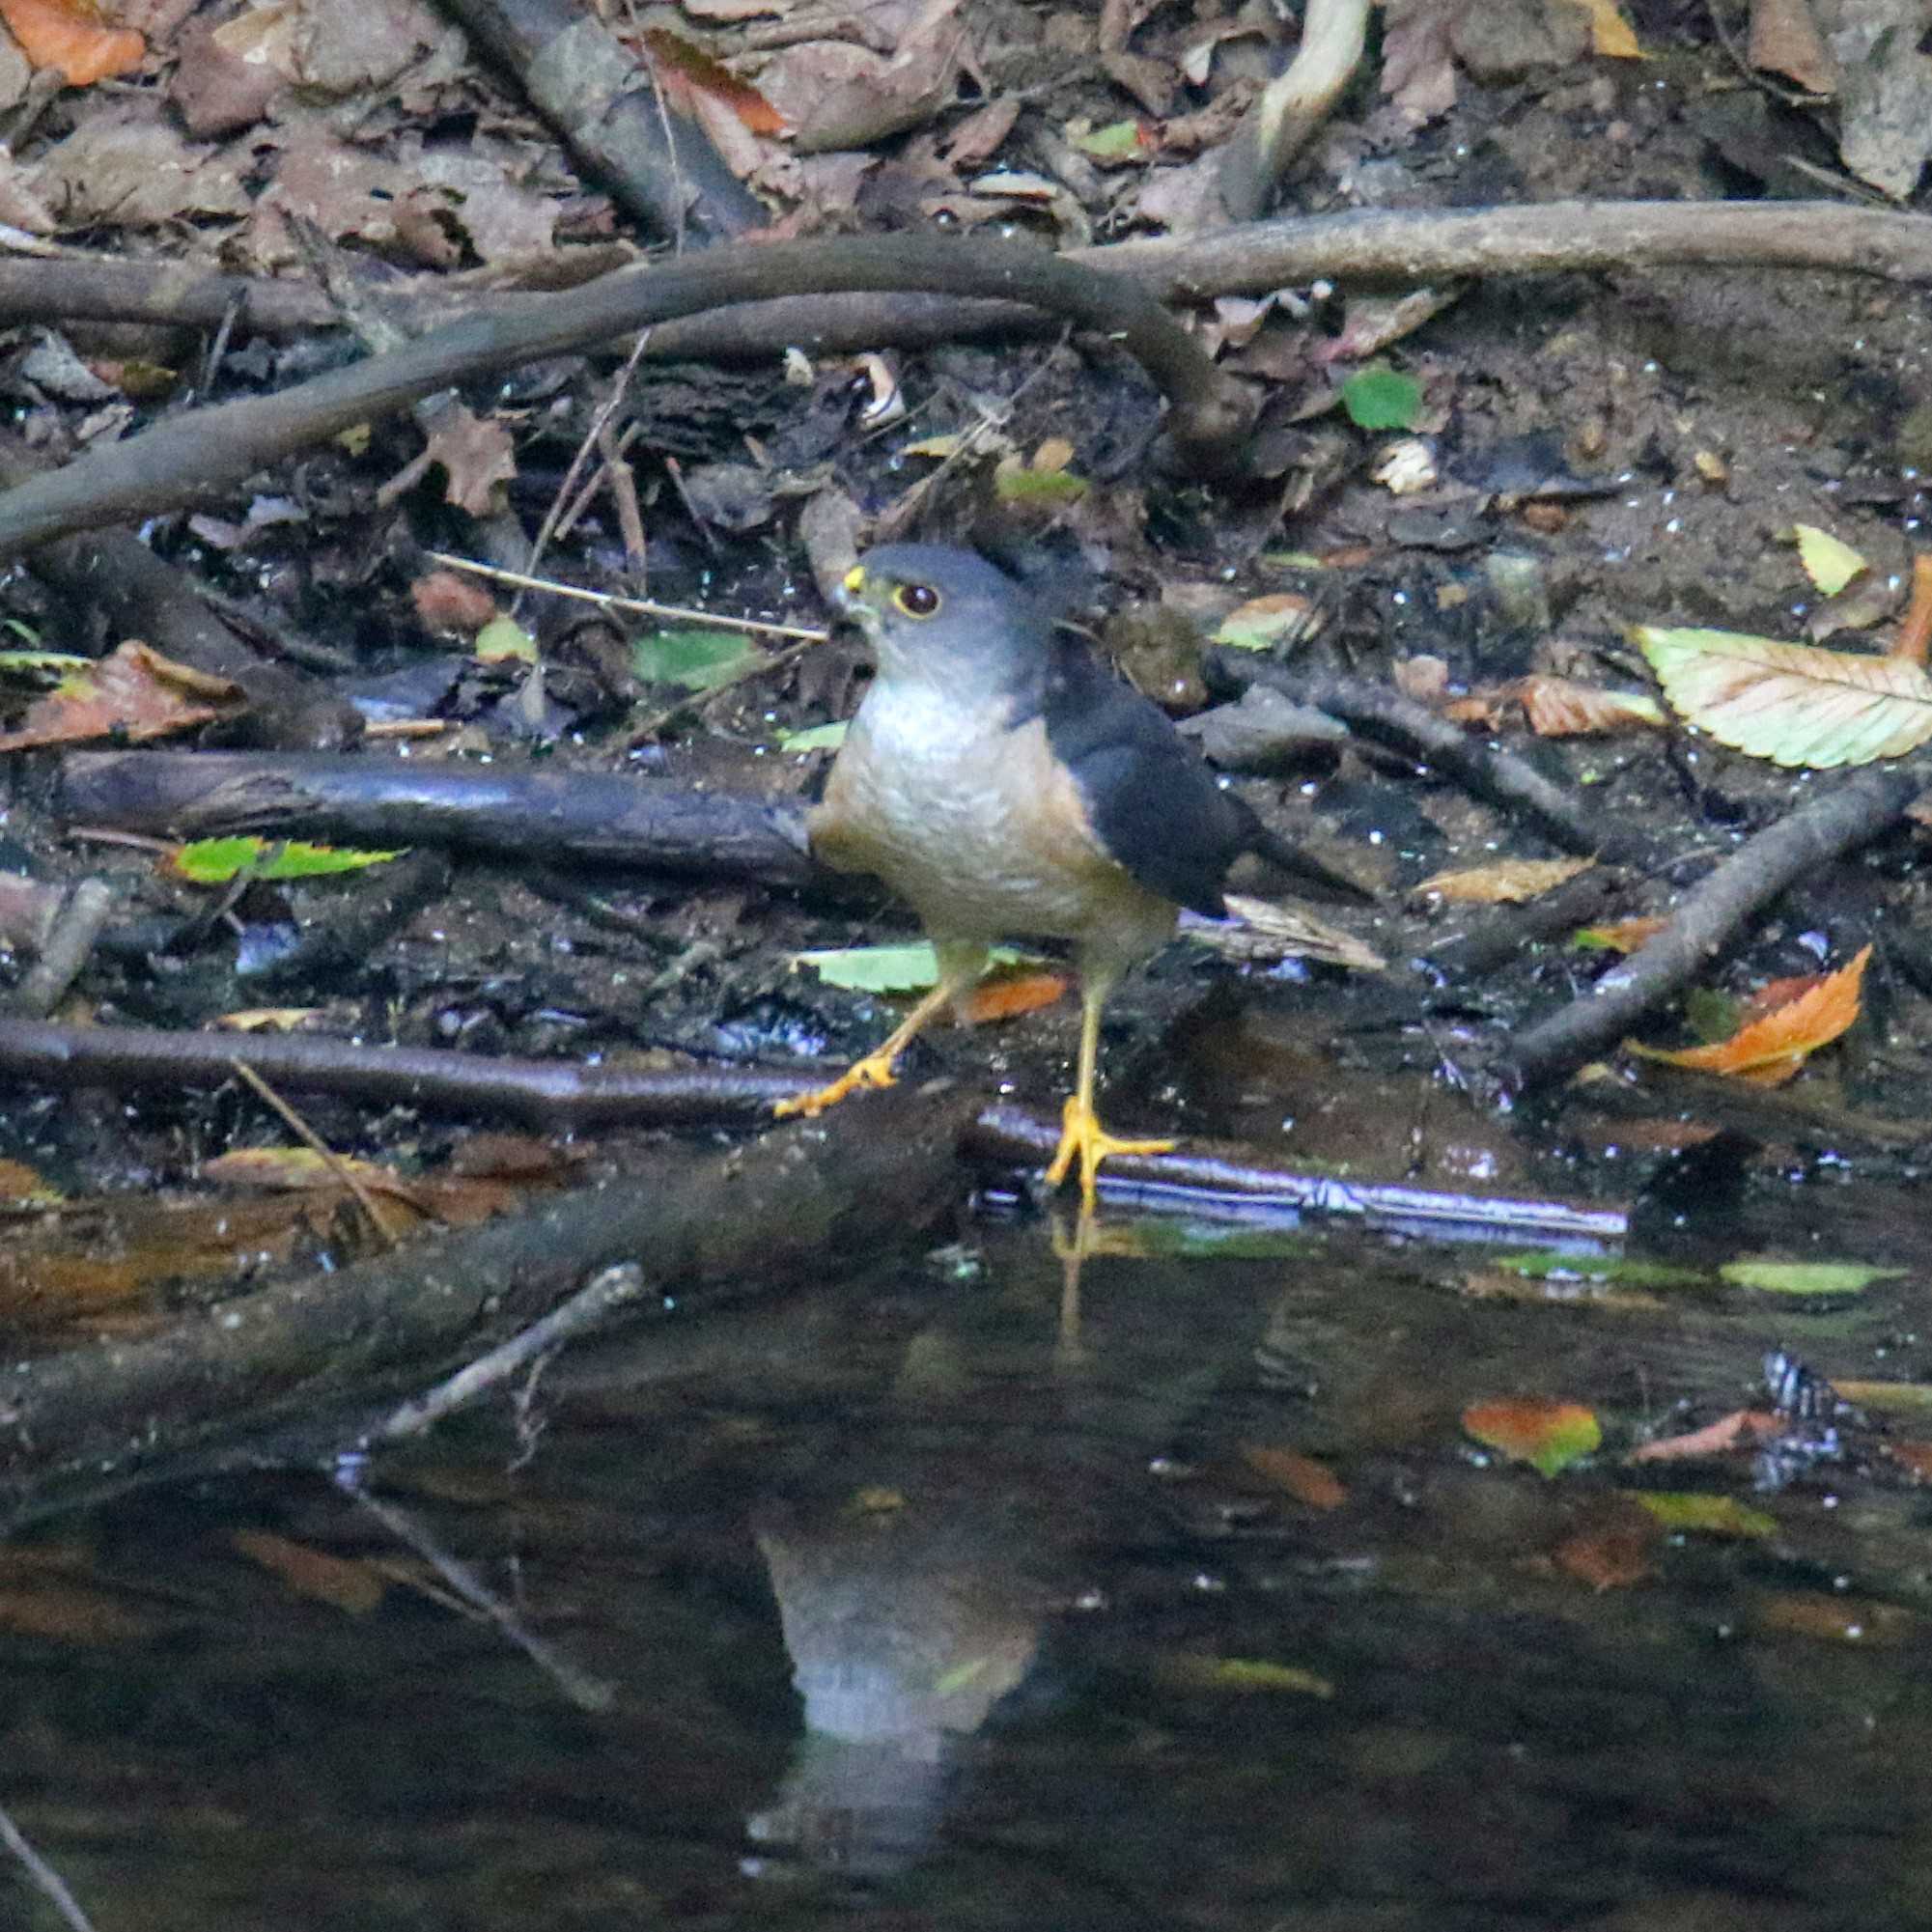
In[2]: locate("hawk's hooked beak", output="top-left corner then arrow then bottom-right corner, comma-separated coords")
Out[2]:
832,564 -> 867,616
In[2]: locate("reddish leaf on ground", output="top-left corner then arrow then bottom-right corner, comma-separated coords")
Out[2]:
1554,1500 -> 1662,1590
1626,1409 -> 1782,1463
1463,1398 -> 1601,1476
959,969 -> 1069,1025
0,641 -> 243,750
640,29 -> 787,133
1627,943 -> 1870,1086
1241,1445 -> 1349,1511
0,0 -> 144,83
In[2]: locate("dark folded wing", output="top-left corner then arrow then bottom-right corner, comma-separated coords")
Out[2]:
1033,631 -> 1246,917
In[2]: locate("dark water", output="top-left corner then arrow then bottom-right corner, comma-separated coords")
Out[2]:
6,1205 -> 1932,1932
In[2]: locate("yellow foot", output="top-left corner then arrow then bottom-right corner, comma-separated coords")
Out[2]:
1042,1095 -> 1174,1210
773,1051 -> 902,1119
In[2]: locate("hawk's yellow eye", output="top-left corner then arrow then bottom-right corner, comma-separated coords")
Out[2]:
893,582 -> 941,619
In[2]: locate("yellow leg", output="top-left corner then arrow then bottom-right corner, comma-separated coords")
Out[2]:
774,943 -> 986,1119
1042,975 -> 1173,1211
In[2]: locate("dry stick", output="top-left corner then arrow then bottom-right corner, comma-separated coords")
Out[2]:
423,552 -> 828,641
0,1011 -> 1624,1245
1509,763 -> 1926,1087
338,1475 -> 616,1713
56,749 -> 821,888
0,235 -> 1251,562
11,878 -> 114,1017
0,1085 -> 973,1504
370,1260 -> 647,1442
1206,649 -> 1651,863
1094,198 -> 1932,297
1218,0 -> 1369,222
14,203 -> 1932,344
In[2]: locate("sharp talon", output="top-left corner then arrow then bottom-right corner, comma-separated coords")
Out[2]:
1044,1094 -> 1174,1208
773,1053 -> 901,1119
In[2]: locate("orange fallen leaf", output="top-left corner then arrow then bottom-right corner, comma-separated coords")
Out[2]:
0,0 -> 144,83
1885,1441 -> 1932,1481
0,640 -> 243,750
1241,1445 -> 1348,1510
641,28 -> 787,133
1574,916 -> 1670,953
1627,943 -> 1870,1086
1463,1398 -> 1601,1475
959,969 -> 1069,1025
1626,1409 -> 1781,1463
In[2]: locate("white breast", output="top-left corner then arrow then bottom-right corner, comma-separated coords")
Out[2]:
817,683 -> 1171,952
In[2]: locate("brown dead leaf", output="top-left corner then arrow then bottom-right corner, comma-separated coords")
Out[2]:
1884,1441 -> 1932,1481
942,94 -> 1021,165
1380,0 -> 1461,124
0,0 -> 144,84
411,569 -> 499,637
1413,856 -> 1595,905
1510,674 -> 1665,737
421,405 -> 518,518
1628,943 -> 1870,1087
1242,1445 -> 1348,1510
1554,1500 -> 1661,1590
0,1158 -> 59,1205
1751,1592 -> 1918,1646
1749,0 -> 1834,93
0,1577 -> 148,1641
0,641 -> 242,751
27,101 -> 252,226
234,1528 -> 387,1614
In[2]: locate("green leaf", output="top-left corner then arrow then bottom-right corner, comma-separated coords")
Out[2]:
795,941 -> 1035,994
1498,1249 -> 1708,1290
1628,1492 -> 1777,1538
1161,1655 -> 1335,1698
0,649 -> 90,680
172,836 -> 406,884
1719,1258 -> 1906,1297
473,615 -> 539,664
775,720 -> 848,752
992,464 -> 1087,506
1339,363 -> 1422,431
631,629 -> 760,691
1464,1398 -> 1601,1477
1072,118 -> 1147,161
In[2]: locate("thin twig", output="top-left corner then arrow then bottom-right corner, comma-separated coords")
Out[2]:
0,1799 -> 98,1932
423,550 -> 828,642
229,1059 -> 405,1248
335,1470 -> 616,1712
517,328 -> 655,616
370,1261 -> 647,1442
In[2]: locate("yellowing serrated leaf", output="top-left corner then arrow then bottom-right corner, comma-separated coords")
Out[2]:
1792,523 -> 1866,597
1635,626 -> 1932,768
